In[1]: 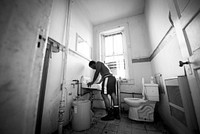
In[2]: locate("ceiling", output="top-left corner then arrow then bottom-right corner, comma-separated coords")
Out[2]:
77,0 -> 145,26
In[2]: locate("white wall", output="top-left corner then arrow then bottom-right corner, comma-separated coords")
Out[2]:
64,0 -> 93,124
68,0 -> 93,51
151,29 -> 184,78
67,0 -> 93,79
128,15 -> 151,58
145,0 -> 171,53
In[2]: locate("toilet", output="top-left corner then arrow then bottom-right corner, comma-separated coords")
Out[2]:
124,78 -> 159,122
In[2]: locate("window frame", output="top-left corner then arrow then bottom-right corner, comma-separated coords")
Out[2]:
102,32 -> 127,79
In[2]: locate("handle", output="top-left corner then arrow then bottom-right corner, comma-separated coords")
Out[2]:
179,61 -> 190,67
72,80 -> 79,83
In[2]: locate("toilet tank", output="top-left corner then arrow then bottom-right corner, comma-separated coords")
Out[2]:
144,84 -> 159,101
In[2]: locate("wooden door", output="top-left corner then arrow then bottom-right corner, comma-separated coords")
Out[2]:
168,0 -> 200,131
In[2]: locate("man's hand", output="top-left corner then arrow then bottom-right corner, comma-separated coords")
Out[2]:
87,82 -> 93,87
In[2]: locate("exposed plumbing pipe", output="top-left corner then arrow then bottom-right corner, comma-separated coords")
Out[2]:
58,0 -> 72,134
72,80 -> 82,97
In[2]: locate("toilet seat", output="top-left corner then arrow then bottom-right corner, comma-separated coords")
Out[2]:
124,98 -> 147,107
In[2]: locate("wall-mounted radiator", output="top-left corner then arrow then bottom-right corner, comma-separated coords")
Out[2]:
165,76 -> 198,131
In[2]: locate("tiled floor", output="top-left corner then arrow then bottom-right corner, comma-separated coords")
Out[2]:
64,108 -> 172,134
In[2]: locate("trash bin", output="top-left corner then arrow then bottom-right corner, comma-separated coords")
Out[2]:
72,99 -> 91,131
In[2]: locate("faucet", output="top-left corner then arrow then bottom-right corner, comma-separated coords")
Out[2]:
72,79 -> 79,84
71,79 -> 79,87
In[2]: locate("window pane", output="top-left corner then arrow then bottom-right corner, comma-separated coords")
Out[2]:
104,33 -> 125,78
105,55 -> 125,78
105,36 -> 113,56
114,34 -> 123,55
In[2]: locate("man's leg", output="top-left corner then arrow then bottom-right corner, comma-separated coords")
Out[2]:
101,94 -> 114,121
110,93 -> 118,105
111,93 -> 120,119
101,94 -> 110,107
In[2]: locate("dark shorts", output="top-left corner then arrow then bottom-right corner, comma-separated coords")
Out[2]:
101,75 -> 116,95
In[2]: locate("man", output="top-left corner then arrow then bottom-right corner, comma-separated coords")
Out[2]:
87,60 -> 120,121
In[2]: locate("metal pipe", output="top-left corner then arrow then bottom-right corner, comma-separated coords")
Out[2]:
58,0 -> 72,134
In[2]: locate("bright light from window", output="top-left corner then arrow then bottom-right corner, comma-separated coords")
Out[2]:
105,36 -> 113,56
114,34 -> 123,55
104,33 -> 125,78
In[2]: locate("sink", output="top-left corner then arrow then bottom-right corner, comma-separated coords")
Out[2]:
80,76 -> 101,90
81,83 -> 101,90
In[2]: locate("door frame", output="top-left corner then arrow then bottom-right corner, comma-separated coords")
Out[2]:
35,40 -> 52,134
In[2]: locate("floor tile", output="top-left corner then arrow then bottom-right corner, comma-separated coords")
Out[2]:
105,123 -> 118,131
132,128 -> 147,134
102,129 -> 117,134
63,108 -> 172,134
147,131 -> 163,134
132,122 -> 145,130
145,123 -> 159,131
117,131 -> 131,134
93,122 -> 107,129
86,127 -> 101,134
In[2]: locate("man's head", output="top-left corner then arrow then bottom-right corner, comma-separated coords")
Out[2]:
89,61 -> 96,69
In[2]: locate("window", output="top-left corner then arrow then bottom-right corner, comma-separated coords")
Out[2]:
104,33 -> 126,78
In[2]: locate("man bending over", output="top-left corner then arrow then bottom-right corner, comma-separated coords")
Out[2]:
87,60 -> 120,121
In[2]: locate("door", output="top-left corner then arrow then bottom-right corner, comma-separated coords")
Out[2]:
35,41 -> 52,134
168,0 -> 200,131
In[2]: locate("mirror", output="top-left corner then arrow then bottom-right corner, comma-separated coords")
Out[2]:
76,33 -> 91,59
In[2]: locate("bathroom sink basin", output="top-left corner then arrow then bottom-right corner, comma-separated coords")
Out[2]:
81,83 -> 101,90
80,76 -> 101,90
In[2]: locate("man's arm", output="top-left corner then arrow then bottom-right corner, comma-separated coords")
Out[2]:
87,70 -> 100,87
87,62 -> 101,87
92,69 -> 100,83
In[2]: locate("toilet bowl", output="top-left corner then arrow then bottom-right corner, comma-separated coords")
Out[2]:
124,98 -> 147,107
124,78 -> 159,122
